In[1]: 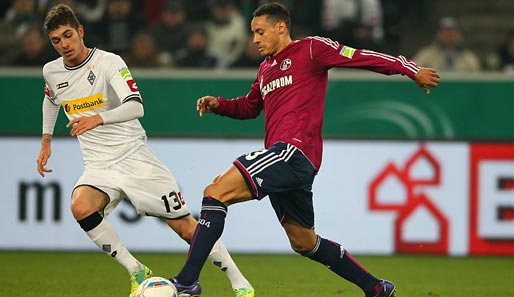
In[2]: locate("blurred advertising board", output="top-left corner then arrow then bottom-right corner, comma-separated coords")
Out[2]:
1,137 -> 513,255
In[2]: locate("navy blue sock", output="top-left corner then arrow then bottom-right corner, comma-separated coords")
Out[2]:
176,197 -> 227,285
305,236 -> 379,296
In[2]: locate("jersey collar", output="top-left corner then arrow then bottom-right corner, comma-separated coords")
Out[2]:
64,47 -> 96,71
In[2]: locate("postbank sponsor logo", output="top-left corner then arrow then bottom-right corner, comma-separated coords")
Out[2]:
62,93 -> 105,115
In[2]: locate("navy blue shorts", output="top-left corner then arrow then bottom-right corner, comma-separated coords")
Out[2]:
233,142 -> 317,228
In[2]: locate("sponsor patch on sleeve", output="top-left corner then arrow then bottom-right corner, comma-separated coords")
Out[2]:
119,67 -> 139,92
339,46 -> 356,59
119,67 -> 132,80
126,79 -> 138,92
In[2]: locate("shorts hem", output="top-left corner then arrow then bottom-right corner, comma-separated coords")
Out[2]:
233,160 -> 258,198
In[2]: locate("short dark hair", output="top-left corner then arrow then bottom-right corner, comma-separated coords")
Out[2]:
252,2 -> 291,30
44,4 -> 81,34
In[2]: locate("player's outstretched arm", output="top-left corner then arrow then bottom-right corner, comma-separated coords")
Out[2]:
37,133 -> 53,177
414,67 -> 440,94
197,96 -> 220,117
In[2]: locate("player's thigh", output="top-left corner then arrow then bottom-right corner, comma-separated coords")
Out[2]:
204,164 -> 253,205
123,176 -> 190,219
120,149 -> 191,219
234,143 -> 316,200
73,169 -> 125,218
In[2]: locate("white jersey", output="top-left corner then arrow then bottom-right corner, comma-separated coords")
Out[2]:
43,48 -> 146,169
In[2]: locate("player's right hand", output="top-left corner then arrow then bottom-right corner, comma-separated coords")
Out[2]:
196,96 -> 219,117
37,145 -> 53,177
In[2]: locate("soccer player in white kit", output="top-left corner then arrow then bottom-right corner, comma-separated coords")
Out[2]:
36,4 -> 254,297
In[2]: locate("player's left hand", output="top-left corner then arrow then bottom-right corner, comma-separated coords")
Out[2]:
67,114 -> 103,136
414,68 -> 440,94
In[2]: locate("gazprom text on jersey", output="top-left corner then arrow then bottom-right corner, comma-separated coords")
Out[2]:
261,75 -> 292,97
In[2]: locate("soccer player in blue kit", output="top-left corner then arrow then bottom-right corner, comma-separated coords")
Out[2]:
170,2 -> 440,297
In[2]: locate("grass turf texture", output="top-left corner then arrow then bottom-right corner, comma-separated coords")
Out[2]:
1,251 -> 512,296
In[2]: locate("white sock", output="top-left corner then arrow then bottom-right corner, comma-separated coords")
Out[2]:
86,219 -> 141,274
208,240 -> 251,289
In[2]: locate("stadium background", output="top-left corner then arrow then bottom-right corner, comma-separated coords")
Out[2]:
2,1 -> 514,296
1,0 -> 514,282
2,67 -> 514,257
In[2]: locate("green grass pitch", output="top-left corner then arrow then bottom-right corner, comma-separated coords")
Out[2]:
1,251 -> 513,296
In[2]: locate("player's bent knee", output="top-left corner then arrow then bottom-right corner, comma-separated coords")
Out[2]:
70,186 -> 109,220
288,234 -> 318,255
70,195 -> 104,220
203,183 -> 217,198
70,197 -> 90,220
203,182 -> 251,206
290,242 -> 314,255
203,183 -> 230,203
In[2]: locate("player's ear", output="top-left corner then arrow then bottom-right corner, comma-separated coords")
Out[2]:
78,25 -> 84,38
277,20 -> 287,35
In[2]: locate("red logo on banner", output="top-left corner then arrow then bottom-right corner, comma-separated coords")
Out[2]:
369,146 -> 449,254
469,144 -> 514,255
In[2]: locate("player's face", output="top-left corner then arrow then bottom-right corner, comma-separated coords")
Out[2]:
251,15 -> 282,56
48,24 -> 87,67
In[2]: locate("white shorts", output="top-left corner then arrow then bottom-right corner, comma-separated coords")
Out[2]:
75,145 -> 190,219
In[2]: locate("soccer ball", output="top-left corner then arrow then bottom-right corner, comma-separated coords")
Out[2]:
136,276 -> 178,297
